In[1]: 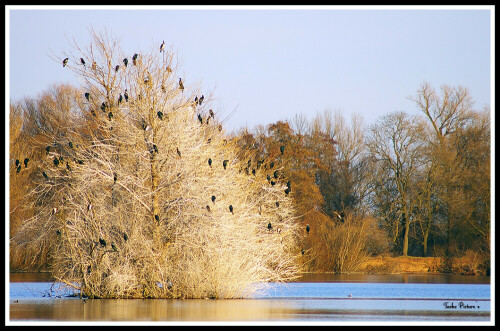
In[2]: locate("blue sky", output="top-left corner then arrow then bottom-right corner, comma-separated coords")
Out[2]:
6,6 -> 493,131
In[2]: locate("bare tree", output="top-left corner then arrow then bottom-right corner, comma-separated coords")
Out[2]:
12,29 -> 300,299
366,111 -> 425,256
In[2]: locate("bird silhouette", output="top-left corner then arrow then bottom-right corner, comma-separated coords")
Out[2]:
80,58 -> 86,66
69,141 -> 73,148
53,157 -> 60,167
229,205 -> 234,214
157,111 -> 163,120
223,160 -> 228,169
132,53 -> 138,65
45,146 -> 51,154
179,78 -> 184,91
211,195 -> 216,203
15,159 -> 20,167
208,158 -> 212,167
108,112 -> 113,120
155,214 -> 160,222
198,114 -> 203,124
115,65 -> 120,72
280,145 -> 285,155
16,165 -> 21,173
176,147 -> 181,158
24,158 -> 29,168
62,58 -> 68,67
306,224 -> 310,235
284,188 -> 291,195
198,95 -> 204,105
84,92 -> 90,101
124,89 -> 128,102
113,172 -> 117,182
99,238 -> 107,247
160,40 -> 165,52
42,172 -> 49,180
268,222 -> 273,231
206,205 -> 211,212
111,243 -> 118,252
123,233 -> 128,241
123,58 -> 128,67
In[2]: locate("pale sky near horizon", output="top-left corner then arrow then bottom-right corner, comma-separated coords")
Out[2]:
6,6 -> 493,132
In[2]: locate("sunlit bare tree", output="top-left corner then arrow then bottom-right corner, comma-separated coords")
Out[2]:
12,29 -> 300,299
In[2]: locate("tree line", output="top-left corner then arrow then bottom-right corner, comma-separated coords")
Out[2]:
9,31 -> 490,286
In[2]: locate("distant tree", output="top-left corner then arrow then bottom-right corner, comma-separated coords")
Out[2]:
409,82 -> 489,258
366,111 -> 426,256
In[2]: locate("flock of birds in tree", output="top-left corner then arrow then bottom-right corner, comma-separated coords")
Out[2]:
14,41 -> 320,254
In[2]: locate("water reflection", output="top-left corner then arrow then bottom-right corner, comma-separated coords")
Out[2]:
8,273 -> 491,323
295,273 -> 490,284
11,298 -> 294,322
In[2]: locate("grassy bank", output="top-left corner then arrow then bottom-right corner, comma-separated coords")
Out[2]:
359,253 -> 490,276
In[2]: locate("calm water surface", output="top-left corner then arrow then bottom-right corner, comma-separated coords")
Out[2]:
8,273 -> 492,324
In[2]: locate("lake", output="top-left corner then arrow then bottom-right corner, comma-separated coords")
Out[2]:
8,272 -> 492,324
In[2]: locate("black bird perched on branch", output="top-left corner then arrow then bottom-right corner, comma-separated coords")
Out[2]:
101,102 -> 107,112
80,58 -> 86,66
155,214 -> 160,222
176,147 -> 181,158
178,78 -> 184,91
99,238 -> 107,247
15,159 -> 20,167
115,65 -> 120,72
111,243 -> 118,252
280,145 -> 285,155
306,224 -> 310,235
211,195 -> 216,203
270,161 -> 274,169
123,233 -> 128,241
16,165 -> 21,173
206,205 -> 211,213
84,92 -> 90,101
132,53 -> 138,65
198,114 -> 203,124
113,172 -> 117,183
160,40 -> 165,53
123,58 -> 128,67
275,202 -> 280,207
284,187 -> 291,195
198,95 -> 204,105
24,158 -> 29,168
45,146 -> 51,155
124,89 -> 128,102
273,170 -> 278,179
223,160 -> 228,169
108,112 -> 113,120
53,157 -> 60,167
268,222 -> 273,231
69,141 -> 73,148
62,58 -> 68,67
157,111 -> 163,120
118,94 -> 123,104
229,205 -> 234,214
42,171 -> 49,180
208,158 -> 212,167
209,109 -> 214,118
